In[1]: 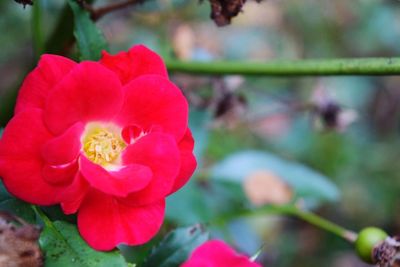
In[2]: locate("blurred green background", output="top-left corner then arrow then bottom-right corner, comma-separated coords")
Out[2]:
2,1 -> 400,266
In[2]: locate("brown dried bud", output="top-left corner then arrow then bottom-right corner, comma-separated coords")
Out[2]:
372,236 -> 400,267
207,0 -> 262,26
0,211 -> 43,267
311,86 -> 358,132
14,0 -> 33,8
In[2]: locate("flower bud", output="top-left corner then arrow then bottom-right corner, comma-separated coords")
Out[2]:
355,227 -> 388,263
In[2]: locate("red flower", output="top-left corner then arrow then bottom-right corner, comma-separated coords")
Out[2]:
0,45 -> 196,251
181,240 -> 262,267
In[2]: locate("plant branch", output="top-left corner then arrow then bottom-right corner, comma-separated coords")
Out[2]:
31,205 -> 52,227
81,0 -> 146,21
215,204 -> 358,243
166,58 -> 400,76
285,206 -> 357,243
32,0 -> 44,58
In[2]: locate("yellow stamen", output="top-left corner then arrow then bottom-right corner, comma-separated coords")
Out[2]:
83,127 -> 125,166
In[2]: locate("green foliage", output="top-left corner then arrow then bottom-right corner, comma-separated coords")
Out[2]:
188,110 -> 212,165
0,181 -> 126,266
166,181 -> 212,224
166,179 -> 247,225
40,220 -> 127,267
0,180 -> 36,223
68,0 -> 108,61
141,225 -> 209,267
210,150 -> 340,208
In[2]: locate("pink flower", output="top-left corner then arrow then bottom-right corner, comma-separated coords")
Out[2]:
0,45 -> 196,250
181,240 -> 262,267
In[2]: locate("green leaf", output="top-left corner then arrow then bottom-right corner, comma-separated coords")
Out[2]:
0,180 -> 36,223
40,220 -> 127,267
166,110 -> 213,225
41,205 -> 77,224
0,199 -> 36,223
188,109 -> 212,165
166,181 -> 212,224
0,179 -> 75,224
0,179 -> 11,201
141,225 -> 209,267
210,150 -> 340,208
166,178 -> 248,225
68,0 -> 108,60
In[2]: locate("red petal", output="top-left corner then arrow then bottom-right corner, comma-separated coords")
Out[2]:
40,123 -> 83,186
78,190 -> 165,251
41,122 -> 84,165
15,55 -> 76,113
169,129 -> 197,194
121,124 -> 143,144
44,61 -> 123,135
80,156 -> 152,197
42,160 -> 79,186
181,240 -> 262,267
0,109 -> 64,205
60,174 -> 90,215
115,75 -> 188,141
120,132 -> 180,206
100,45 -> 168,85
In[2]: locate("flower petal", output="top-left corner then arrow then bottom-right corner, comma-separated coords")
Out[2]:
181,240 -> 262,267
60,174 -> 90,215
41,122 -> 84,166
170,129 -> 197,194
80,156 -> 152,197
100,45 -> 168,85
115,75 -> 188,141
15,55 -> 76,113
0,109 -> 64,205
121,132 -> 180,206
44,61 -> 123,135
78,190 -> 165,251
42,160 -> 79,186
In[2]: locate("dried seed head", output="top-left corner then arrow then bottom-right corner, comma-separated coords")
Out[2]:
207,0 -> 263,26
311,86 -> 358,132
373,236 -> 400,267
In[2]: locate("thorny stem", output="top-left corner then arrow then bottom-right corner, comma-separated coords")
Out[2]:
165,58 -> 400,76
80,0 -> 146,21
216,204 -> 358,243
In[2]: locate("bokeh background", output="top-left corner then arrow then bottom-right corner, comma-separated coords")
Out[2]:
2,1 -> 400,266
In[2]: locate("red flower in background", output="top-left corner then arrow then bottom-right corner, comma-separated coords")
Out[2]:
0,45 -> 196,250
181,240 -> 262,267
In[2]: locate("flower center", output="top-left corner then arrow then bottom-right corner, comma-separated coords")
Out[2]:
82,126 -> 126,166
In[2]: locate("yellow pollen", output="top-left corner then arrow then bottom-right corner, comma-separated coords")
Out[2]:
83,129 -> 125,166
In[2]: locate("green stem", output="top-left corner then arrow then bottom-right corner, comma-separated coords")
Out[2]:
43,4 -> 74,55
32,0 -> 44,58
217,205 -> 357,243
31,205 -> 85,256
166,58 -> 400,76
32,205 -> 67,241
31,205 -> 52,227
285,206 -> 357,243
